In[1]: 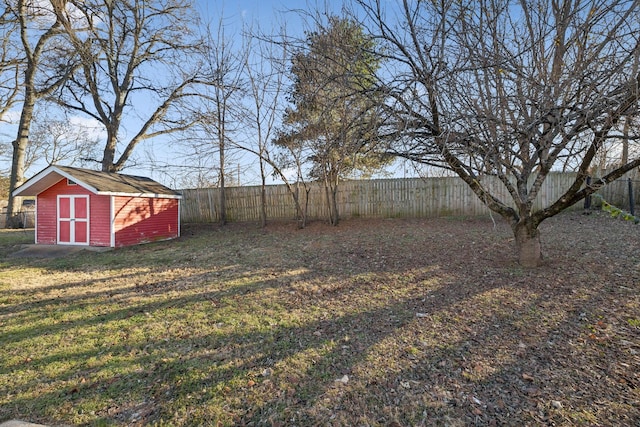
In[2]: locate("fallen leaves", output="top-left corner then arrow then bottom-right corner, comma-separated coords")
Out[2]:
522,373 -> 535,382
335,375 -> 349,384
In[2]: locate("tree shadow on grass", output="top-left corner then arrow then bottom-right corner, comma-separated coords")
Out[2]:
331,269 -> 640,426
1,219 -> 501,424
0,266 -> 313,370
2,214 -> 637,425
1,272 -> 493,426
0,218 -> 511,425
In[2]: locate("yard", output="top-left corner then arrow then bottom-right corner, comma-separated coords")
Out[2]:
0,212 -> 639,426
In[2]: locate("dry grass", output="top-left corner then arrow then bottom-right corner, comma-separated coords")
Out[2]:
0,211 -> 639,426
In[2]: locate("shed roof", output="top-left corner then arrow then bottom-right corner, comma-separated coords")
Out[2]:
12,165 -> 181,198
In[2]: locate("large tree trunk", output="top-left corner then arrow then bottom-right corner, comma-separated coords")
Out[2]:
324,179 -> 339,226
101,124 -> 122,172
5,138 -> 26,228
5,86 -> 36,228
512,220 -> 543,268
102,142 -> 117,172
330,184 -> 339,226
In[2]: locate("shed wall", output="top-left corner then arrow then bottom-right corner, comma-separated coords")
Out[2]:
113,196 -> 179,247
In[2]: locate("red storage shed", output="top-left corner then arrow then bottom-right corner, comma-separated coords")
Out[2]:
12,165 -> 181,247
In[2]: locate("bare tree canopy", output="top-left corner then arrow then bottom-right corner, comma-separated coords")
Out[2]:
241,25 -> 289,228
53,0 -> 207,173
193,18 -> 248,225
356,0 -> 640,266
22,106 -> 100,170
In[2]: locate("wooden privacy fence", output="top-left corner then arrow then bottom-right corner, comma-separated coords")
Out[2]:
598,174 -> 640,214
180,171 -> 639,223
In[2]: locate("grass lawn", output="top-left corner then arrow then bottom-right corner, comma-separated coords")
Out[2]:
0,212 -> 639,426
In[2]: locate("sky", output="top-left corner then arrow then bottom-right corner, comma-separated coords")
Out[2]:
0,0 -> 413,189
196,0 -> 347,29
185,0 -> 413,187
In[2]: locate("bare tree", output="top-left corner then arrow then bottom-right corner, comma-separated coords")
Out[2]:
19,106 -> 101,172
195,18 -> 247,225
53,0 -> 207,173
4,0 -> 75,227
0,6 -> 22,180
236,21 -> 323,229
238,23 -> 300,227
356,0 -> 640,266
242,32 -> 281,227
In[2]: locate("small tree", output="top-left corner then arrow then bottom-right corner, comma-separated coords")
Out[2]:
239,21 -> 317,229
196,18 -> 247,225
242,26 -> 287,227
357,0 -> 640,266
277,15 -> 388,225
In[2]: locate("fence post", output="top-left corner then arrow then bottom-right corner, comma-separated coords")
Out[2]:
584,176 -> 592,210
629,177 -> 635,216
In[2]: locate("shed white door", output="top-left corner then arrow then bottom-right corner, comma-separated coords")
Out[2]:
57,195 -> 89,245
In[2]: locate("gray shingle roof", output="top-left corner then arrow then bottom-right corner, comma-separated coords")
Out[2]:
13,165 -> 181,198
54,166 -> 179,195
